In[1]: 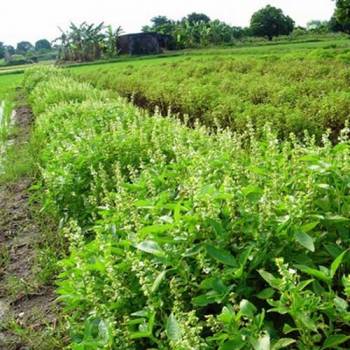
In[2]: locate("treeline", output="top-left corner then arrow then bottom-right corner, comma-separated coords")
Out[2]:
3,1 -> 350,65
0,39 -> 56,66
0,22 -> 123,66
142,5 -> 349,48
54,4 -> 349,64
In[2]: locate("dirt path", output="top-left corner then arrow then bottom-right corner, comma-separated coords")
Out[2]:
0,105 -> 60,349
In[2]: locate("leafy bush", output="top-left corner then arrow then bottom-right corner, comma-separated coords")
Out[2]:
25,67 -> 350,349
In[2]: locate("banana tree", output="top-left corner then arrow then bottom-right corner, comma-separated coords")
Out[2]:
104,25 -> 123,58
55,22 -> 121,62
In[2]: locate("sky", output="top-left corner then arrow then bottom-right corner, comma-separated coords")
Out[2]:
1,0 -> 336,46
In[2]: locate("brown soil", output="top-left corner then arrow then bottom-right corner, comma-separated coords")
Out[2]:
0,105 -> 59,349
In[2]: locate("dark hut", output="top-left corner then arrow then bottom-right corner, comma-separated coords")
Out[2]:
118,32 -> 173,55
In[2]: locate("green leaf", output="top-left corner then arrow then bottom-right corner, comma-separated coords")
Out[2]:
200,277 -> 228,295
326,215 -> 349,223
299,279 -> 314,290
295,264 -> 331,283
283,324 -> 297,335
129,331 -> 150,339
135,240 -> 164,256
334,296 -> 348,311
330,250 -> 347,278
192,293 -> 219,307
218,306 -> 234,324
295,232 -> 315,252
151,270 -> 166,293
131,310 -> 148,317
251,333 -> 270,350
323,334 -> 350,349
207,218 -> 225,236
324,243 -> 343,259
206,245 -> 237,267
166,313 -> 182,342
301,221 -> 319,233
256,288 -> 275,300
241,185 -> 263,202
258,269 -> 280,289
239,299 -> 257,318
139,224 -> 173,235
272,338 -> 296,350
220,339 -> 245,350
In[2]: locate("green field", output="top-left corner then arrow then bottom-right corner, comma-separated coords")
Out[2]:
71,38 -> 350,141
0,73 -> 23,142
0,73 -> 22,99
1,38 -> 350,348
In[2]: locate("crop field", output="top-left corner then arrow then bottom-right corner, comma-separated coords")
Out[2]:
13,46 -> 350,349
73,39 -> 350,140
1,37 -> 350,349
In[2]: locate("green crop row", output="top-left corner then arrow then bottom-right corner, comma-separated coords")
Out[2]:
74,50 -> 350,141
24,66 -> 350,349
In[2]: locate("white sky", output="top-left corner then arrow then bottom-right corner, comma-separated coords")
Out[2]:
1,0 -> 335,46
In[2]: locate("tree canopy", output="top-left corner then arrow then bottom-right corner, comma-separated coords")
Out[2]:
16,41 -> 34,54
334,0 -> 350,31
185,13 -> 211,24
35,39 -> 52,51
250,5 -> 295,40
0,42 -> 5,59
142,16 -> 175,35
5,45 -> 15,55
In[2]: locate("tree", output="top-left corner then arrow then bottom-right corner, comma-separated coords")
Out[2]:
250,5 -> 295,40
16,41 -> 34,54
0,42 -> 4,59
329,13 -> 350,32
35,39 -> 52,51
150,16 -> 172,28
334,0 -> 350,32
231,26 -> 247,39
307,20 -> 328,30
55,22 -> 105,61
186,13 -> 211,25
206,20 -> 234,45
306,20 -> 330,33
142,16 -> 176,36
5,45 -> 15,55
104,25 -> 123,58
55,22 -> 123,62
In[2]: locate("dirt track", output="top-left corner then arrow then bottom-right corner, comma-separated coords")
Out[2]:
0,105 -> 57,349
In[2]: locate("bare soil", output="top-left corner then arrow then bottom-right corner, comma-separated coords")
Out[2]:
0,105 -> 59,349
